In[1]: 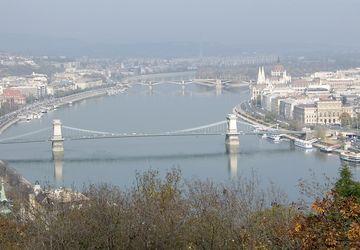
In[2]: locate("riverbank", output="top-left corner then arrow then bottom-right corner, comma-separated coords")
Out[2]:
233,101 -> 350,157
233,103 -> 278,130
0,85 -> 127,136
0,117 -> 20,135
0,160 -> 33,203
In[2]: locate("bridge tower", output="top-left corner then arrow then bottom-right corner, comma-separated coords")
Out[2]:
225,114 -> 239,145
215,79 -> 222,96
51,119 -> 64,154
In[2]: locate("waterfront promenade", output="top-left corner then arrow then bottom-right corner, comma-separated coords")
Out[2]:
234,100 -> 352,157
0,86 -> 127,135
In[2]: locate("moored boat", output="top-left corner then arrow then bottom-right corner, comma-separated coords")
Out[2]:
340,151 -> 360,163
319,146 -> 333,153
267,134 -> 281,143
294,138 -> 314,149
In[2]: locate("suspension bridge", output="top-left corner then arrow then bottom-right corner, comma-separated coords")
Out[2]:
0,114 -> 305,155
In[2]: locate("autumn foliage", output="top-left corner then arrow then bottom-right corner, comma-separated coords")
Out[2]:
292,165 -> 360,249
0,166 -> 359,249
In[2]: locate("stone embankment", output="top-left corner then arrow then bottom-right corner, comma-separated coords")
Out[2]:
0,87 -> 121,136
0,160 -> 33,203
234,102 -> 348,155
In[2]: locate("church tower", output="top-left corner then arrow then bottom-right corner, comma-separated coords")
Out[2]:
257,66 -> 266,84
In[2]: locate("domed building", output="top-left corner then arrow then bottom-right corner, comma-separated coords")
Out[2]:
256,57 -> 291,86
252,58 -> 292,101
270,58 -> 291,84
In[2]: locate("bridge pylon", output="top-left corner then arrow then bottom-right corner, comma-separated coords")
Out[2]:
225,114 -> 239,145
51,119 -> 64,155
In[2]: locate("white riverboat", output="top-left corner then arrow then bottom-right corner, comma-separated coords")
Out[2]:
319,144 -> 341,154
267,134 -> 281,143
294,138 -> 314,149
340,151 -> 360,163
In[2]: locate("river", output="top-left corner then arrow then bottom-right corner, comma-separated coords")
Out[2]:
0,83 -> 355,200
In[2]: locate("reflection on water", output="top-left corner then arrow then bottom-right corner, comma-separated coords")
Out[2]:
53,152 -> 64,183
341,159 -> 360,168
52,143 -> 240,183
226,143 -> 239,179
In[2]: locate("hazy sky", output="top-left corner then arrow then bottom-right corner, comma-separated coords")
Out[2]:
0,0 -> 359,46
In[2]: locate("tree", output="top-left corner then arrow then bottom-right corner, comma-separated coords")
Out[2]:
292,165 -> 360,249
352,113 -> 360,129
0,215 -> 28,249
340,112 -> 352,127
334,165 -> 360,201
292,194 -> 360,249
265,112 -> 277,123
314,127 -> 327,140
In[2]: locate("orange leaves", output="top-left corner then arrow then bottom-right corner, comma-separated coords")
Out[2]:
294,222 -> 302,233
311,200 -> 325,214
347,222 -> 360,242
292,194 -> 360,249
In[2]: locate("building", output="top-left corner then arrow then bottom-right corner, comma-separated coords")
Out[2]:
252,59 -> 292,101
293,99 -> 353,125
3,88 -> 26,105
251,83 -> 267,101
293,104 -> 318,125
270,61 -> 292,84
317,100 -> 353,125
305,84 -> 331,97
279,98 -> 316,120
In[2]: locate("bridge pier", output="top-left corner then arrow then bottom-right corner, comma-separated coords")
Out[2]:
51,119 -> 64,155
225,114 -> 239,145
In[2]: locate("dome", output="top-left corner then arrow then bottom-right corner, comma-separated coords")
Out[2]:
272,64 -> 285,73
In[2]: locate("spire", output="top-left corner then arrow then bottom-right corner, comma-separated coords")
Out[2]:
277,56 -> 280,64
257,66 -> 267,84
257,67 -> 262,84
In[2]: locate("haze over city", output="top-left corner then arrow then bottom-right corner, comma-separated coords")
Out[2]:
0,0 -> 359,56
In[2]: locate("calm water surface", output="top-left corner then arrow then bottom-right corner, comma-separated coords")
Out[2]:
0,84 -> 356,200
